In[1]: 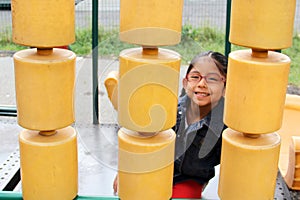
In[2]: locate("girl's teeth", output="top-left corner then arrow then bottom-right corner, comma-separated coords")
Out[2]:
196,92 -> 208,96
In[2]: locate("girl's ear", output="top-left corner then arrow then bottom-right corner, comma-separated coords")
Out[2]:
222,86 -> 226,97
182,77 -> 188,90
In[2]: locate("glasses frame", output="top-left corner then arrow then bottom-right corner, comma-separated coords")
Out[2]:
186,72 -> 226,84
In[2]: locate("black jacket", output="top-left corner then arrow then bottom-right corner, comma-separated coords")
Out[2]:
173,95 -> 227,185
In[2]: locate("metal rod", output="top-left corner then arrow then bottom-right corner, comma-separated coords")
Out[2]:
92,0 -> 99,124
2,169 -> 20,192
0,106 -> 17,117
225,0 -> 232,58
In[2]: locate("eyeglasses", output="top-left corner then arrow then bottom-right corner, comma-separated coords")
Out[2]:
186,72 -> 225,84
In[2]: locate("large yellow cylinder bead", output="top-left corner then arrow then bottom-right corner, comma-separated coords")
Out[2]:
14,48 -> 76,131
230,0 -> 296,49
11,0 -> 75,47
284,136 -> 300,190
119,0 -> 183,46
224,50 -> 290,134
118,128 -> 176,200
278,95 -> 300,178
118,47 -> 180,133
19,126 -> 78,200
218,128 -> 281,200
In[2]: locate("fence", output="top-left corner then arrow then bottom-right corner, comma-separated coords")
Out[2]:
75,0 -> 228,30
0,0 -> 300,44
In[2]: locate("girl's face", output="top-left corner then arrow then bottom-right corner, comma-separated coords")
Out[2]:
183,56 -> 226,110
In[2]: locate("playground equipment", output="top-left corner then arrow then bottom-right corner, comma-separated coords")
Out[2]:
1,0 -> 299,199
278,94 -> 300,190
218,0 -> 296,199
116,1 -> 183,199
11,0 -> 77,199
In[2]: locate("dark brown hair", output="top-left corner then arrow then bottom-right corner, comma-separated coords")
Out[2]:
186,51 -> 227,77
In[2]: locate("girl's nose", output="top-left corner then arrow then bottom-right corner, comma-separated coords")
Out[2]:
197,77 -> 208,88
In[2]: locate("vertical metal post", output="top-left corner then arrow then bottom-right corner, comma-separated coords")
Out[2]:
92,0 -> 99,124
0,106 -> 17,117
225,0 -> 232,58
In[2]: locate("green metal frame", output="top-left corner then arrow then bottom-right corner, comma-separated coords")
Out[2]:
225,0 -> 231,58
0,192 -> 120,200
92,0 -> 99,124
0,191 -> 190,200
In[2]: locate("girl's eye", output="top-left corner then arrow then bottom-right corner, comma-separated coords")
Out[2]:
207,77 -> 218,81
206,74 -> 222,82
191,75 -> 200,79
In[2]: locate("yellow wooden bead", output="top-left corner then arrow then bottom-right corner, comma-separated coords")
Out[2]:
230,0 -> 296,49
118,47 -> 181,132
19,126 -> 78,200
119,0 -> 183,46
14,48 -> 75,130
118,128 -> 176,200
218,128 -> 280,200
284,136 -> 300,190
224,50 -> 290,134
12,0 -> 75,47
278,94 -> 300,183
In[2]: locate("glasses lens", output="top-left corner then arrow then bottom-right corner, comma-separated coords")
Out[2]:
187,73 -> 200,82
206,73 -> 222,83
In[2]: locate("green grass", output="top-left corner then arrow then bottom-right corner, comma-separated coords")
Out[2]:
0,34 -> 26,51
282,35 -> 300,86
1,25 -> 300,86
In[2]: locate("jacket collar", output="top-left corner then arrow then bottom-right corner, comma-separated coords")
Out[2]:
178,95 -> 225,137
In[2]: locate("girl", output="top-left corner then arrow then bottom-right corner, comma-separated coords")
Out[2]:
172,51 -> 227,198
